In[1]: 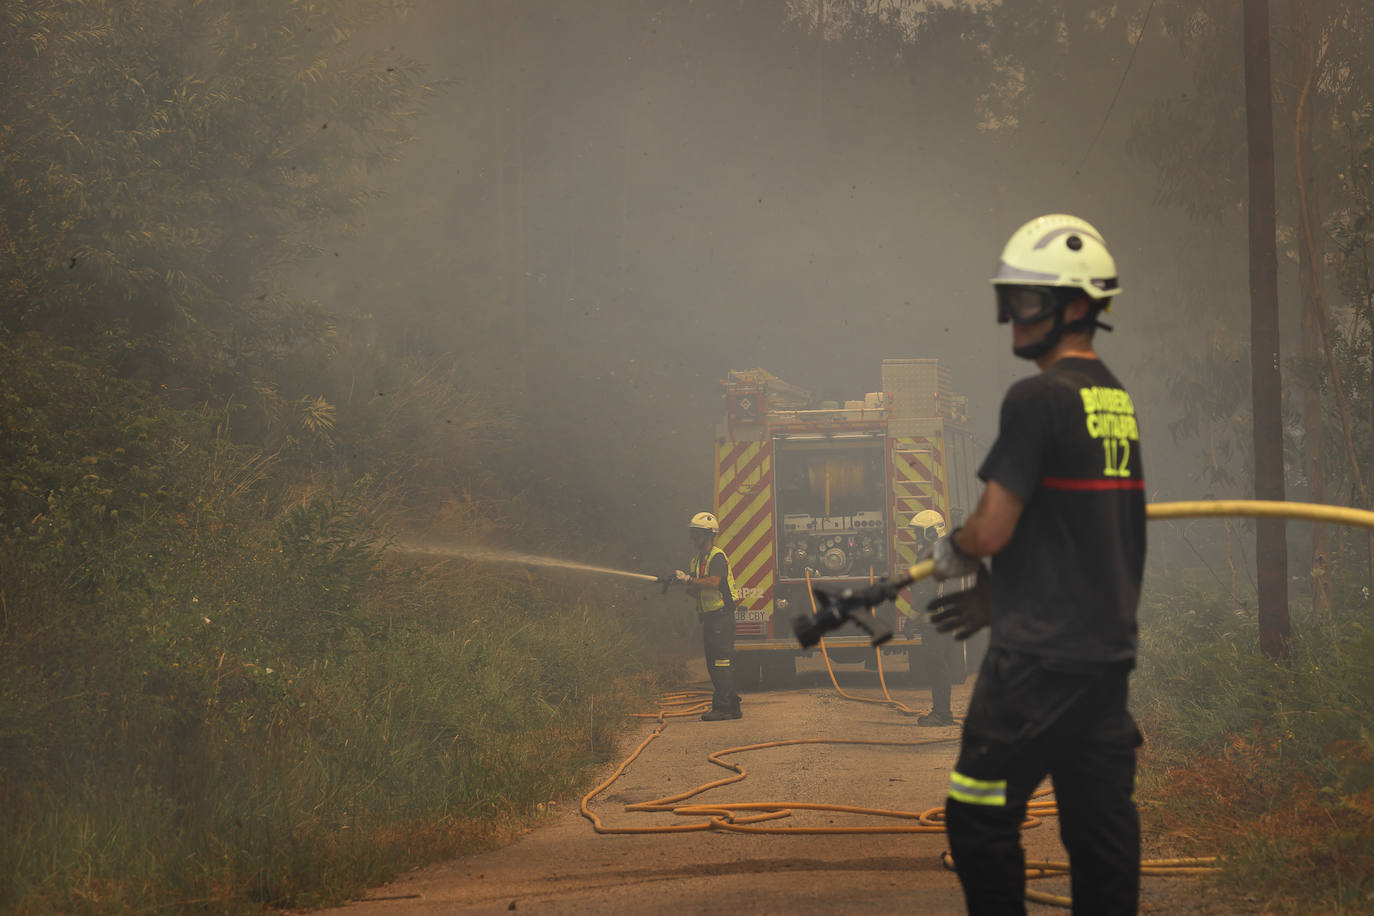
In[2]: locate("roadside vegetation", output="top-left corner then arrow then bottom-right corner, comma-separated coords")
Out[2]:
1135,573 -> 1374,913
8,1 -> 1374,913
0,4 -> 685,912
0,326 -> 683,916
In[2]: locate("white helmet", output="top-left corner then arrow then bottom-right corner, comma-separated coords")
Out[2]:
991,214 -> 1121,302
909,509 -> 947,543
688,511 -> 719,533
991,214 -> 1121,359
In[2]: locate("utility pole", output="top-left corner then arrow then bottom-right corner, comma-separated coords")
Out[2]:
1243,0 -> 1290,657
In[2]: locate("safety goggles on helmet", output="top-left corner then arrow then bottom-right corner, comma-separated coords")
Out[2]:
995,285 -> 1078,325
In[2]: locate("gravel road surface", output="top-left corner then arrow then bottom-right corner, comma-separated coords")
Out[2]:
317,655 -> 1233,915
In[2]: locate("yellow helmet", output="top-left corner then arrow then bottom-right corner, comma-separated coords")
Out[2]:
688,511 -> 720,533
909,509 -> 947,543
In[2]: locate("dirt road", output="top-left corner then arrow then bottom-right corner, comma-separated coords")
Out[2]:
317,657 -> 1225,915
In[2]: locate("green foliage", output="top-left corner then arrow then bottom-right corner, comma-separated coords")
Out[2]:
0,334 -> 669,912
1165,324 -> 1252,494
1135,578 -> 1374,909
273,491 -> 379,650
0,0 -> 428,394
1325,99 -> 1374,502
1139,574 -> 1374,756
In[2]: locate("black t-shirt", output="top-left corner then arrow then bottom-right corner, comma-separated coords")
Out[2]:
977,357 -> 1145,665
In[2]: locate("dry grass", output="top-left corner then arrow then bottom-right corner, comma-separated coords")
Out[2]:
1135,578 -> 1374,913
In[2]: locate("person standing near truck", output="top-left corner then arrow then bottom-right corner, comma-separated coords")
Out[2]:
673,511 -> 742,721
924,214 -> 1146,914
910,509 -> 956,727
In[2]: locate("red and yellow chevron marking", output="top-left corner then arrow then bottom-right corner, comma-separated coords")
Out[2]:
890,435 -> 951,617
714,440 -> 775,625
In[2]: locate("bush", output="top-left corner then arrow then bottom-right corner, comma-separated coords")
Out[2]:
0,336 -> 673,913
1134,576 -> 1374,911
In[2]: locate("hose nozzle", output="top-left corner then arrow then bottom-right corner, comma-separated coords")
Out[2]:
793,578 -> 904,648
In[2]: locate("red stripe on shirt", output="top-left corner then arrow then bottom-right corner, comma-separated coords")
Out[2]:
1040,476 -> 1145,492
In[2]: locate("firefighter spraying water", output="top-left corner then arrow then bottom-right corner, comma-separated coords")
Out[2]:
672,511 -> 744,720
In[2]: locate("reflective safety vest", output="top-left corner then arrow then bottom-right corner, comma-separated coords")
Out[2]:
691,545 -> 737,614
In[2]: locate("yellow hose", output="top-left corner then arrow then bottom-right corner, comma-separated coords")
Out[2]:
581,694 -> 1218,909
585,500 -> 1374,895
582,696 -> 1030,836
938,852 -> 1220,907
899,498 -> 1374,586
586,691 -> 1216,905
1146,498 -> 1374,527
804,567 -> 924,716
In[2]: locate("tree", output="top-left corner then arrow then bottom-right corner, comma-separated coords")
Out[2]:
0,0 -> 427,401
1245,0 -> 1292,657
1289,0 -> 1333,615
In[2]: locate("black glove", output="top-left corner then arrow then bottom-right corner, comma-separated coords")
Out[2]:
925,563 -> 991,641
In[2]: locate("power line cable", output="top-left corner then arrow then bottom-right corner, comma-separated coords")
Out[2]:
1074,0 -> 1157,176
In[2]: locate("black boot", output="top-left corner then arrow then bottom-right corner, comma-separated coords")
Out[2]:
701,707 -> 742,721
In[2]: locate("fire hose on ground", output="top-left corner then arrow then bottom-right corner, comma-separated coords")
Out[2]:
580,499 -> 1374,906
578,693 -> 1215,907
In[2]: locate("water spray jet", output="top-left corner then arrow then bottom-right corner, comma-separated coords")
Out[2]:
392,542 -> 662,583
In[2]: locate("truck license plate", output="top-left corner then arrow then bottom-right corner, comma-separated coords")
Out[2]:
739,609 -> 768,623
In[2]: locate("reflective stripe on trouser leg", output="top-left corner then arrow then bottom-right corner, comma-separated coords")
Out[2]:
702,610 -> 738,711
948,770 -> 1007,807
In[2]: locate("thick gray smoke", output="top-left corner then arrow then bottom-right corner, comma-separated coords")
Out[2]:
314,1 -> 1261,572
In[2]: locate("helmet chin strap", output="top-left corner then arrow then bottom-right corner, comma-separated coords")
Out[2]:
1013,309 -> 1064,360
1012,307 -> 1113,361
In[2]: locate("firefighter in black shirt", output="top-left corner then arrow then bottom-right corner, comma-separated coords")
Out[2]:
925,214 -> 1146,915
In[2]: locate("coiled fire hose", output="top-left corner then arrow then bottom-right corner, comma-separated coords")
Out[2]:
581,500 -> 1374,905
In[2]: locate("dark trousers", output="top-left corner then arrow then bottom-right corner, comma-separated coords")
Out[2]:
920,626 -> 954,716
946,648 -> 1142,915
701,609 -> 739,712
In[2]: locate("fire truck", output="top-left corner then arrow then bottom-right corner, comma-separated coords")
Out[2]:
713,359 -> 980,688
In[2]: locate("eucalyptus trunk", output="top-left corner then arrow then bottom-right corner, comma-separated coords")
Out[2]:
1244,0 -> 1291,657
1291,0 -> 1332,615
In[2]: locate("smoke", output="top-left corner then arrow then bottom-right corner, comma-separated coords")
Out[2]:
310,1 -> 1260,573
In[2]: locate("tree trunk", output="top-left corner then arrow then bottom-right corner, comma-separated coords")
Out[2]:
1304,109 -> 1374,593
1291,0 -> 1332,615
1244,0 -> 1291,657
